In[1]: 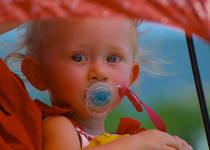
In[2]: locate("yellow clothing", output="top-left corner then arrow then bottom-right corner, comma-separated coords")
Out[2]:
88,133 -> 129,147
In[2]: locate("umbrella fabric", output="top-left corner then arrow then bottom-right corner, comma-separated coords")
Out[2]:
0,0 -> 209,42
0,58 -> 42,150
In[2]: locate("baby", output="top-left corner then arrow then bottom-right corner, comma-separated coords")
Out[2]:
0,17 -> 192,150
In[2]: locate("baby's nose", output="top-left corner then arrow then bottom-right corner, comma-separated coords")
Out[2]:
88,62 -> 108,82
88,71 -> 108,81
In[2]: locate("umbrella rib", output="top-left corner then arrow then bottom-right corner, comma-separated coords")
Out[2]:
185,33 -> 210,149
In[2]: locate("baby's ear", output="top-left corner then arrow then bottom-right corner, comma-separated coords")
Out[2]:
129,61 -> 140,87
21,56 -> 47,91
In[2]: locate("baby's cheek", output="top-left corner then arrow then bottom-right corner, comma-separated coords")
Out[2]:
65,74 -> 85,89
111,73 -> 131,87
112,65 -> 132,85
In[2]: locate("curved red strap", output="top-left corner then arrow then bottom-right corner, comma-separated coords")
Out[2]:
119,86 -> 167,132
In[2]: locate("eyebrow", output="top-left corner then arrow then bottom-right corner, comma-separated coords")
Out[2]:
62,42 -> 90,52
107,45 -> 129,55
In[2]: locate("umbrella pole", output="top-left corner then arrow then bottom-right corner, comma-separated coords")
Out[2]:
185,33 -> 210,148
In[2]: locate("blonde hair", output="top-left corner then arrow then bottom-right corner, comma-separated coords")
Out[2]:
5,20 -> 169,76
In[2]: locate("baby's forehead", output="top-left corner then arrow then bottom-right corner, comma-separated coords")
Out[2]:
29,18 -> 137,56
36,17 -> 135,34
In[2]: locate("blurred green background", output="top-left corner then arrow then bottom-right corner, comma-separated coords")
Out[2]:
0,21 -> 209,149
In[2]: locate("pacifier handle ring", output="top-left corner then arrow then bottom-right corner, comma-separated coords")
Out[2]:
119,86 -> 167,132
118,86 -> 143,112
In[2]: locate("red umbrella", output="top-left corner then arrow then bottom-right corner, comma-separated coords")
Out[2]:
0,0 -> 209,42
0,0 -> 209,149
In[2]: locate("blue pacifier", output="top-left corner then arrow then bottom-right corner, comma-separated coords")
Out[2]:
86,82 -> 119,117
90,88 -> 111,106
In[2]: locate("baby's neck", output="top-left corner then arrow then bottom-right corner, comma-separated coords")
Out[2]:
70,114 -> 106,137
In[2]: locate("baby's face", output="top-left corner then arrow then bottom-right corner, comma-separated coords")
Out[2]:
38,18 -> 138,117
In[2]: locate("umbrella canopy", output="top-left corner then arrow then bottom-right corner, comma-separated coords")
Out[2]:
0,0 -> 210,42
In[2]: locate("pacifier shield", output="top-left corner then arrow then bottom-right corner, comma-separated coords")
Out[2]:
85,82 -> 119,117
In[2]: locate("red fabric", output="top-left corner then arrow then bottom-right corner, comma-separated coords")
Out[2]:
0,0 -> 209,42
90,0 -> 210,42
116,117 -> 146,135
0,58 -> 42,150
34,99 -> 73,118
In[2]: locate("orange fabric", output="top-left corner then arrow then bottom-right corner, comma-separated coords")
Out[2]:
0,58 -> 42,150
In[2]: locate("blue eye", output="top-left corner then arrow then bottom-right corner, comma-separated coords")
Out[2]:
72,54 -> 86,62
107,55 -> 120,63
